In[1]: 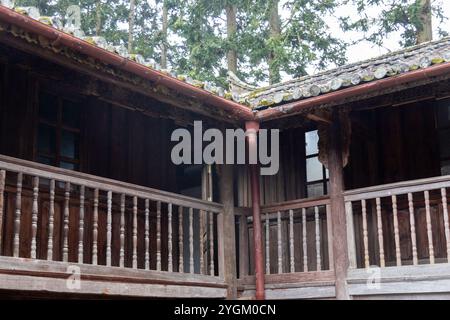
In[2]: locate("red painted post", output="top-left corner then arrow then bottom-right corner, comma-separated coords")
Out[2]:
246,121 -> 265,300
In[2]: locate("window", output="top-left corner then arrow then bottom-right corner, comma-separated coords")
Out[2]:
36,92 -> 81,170
437,101 -> 450,176
305,130 -> 329,197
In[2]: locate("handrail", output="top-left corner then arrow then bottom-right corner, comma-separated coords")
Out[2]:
344,175 -> 450,202
260,195 -> 330,214
0,154 -> 222,213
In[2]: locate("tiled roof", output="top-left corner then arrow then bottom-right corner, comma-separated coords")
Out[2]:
230,37 -> 450,110
2,1 -> 450,114
0,1 -> 232,101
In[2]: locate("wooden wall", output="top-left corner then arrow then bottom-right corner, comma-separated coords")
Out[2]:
0,58 -> 198,270
235,128 -> 307,207
345,101 -> 441,190
0,61 -> 180,194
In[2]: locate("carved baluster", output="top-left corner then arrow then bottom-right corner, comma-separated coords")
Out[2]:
13,172 -> 23,257
302,208 -> 308,272
315,206 -> 321,271
189,208 -> 194,274
265,213 -> 270,274
277,211 -> 282,274
62,182 -> 70,262
106,191 -> 112,266
145,199 -> 150,270
178,206 -> 184,273
408,193 -> 418,265
92,188 -> 99,265
289,209 -> 295,273
0,170 -> 4,254
78,185 -> 85,263
47,180 -> 55,261
119,194 -> 125,268
132,196 -> 138,269
424,191 -> 435,264
361,199 -> 370,268
209,211 -> 214,276
441,188 -> 450,262
376,197 -> 385,267
392,195 -> 401,266
199,210 -> 204,275
157,201 -> 162,271
31,177 -> 39,259
168,203 -> 173,272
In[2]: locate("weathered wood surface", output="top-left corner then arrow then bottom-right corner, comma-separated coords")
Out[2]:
47,180 -> 55,261
347,264 -> 450,297
0,257 -> 226,298
240,285 -> 336,300
13,172 -> 22,258
0,256 -> 225,284
346,173 -> 450,269
239,270 -> 335,285
344,174 -> 450,202
0,154 -> 223,280
0,155 -> 222,213
0,273 -> 227,299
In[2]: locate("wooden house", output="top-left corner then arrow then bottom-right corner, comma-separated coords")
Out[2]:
0,3 -> 450,299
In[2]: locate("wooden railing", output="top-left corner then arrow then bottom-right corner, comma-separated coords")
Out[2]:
344,175 -> 450,269
0,155 -> 224,278
236,196 -> 333,278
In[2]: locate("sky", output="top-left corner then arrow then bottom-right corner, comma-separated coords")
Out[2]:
322,0 -> 450,64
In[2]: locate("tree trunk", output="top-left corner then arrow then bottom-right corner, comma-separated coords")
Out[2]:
95,0 -> 102,36
226,4 -> 238,74
161,0 -> 169,69
417,0 -> 433,44
268,0 -> 281,85
128,0 -> 136,53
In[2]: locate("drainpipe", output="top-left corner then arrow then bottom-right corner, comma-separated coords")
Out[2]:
245,121 -> 265,300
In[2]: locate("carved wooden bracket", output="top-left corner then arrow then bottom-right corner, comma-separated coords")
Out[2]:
318,108 -> 352,169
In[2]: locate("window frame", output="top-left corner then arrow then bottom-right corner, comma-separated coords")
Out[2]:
35,89 -> 83,171
304,129 -> 329,197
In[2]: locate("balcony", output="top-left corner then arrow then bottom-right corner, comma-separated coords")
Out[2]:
1,154 -> 450,299
0,155 -> 227,298
344,175 -> 450,299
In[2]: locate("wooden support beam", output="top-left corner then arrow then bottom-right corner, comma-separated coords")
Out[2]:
217,164 -> 237,299
327,109 -> 350,300
306,110 -> 332,124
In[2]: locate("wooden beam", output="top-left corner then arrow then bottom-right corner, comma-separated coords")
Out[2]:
0,273 -> 226,298
306,110 -> 332,124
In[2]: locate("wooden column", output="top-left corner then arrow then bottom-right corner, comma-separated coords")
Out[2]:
246,121 -> 265,300
327,110 -> 350,300
217,164 -> 237,299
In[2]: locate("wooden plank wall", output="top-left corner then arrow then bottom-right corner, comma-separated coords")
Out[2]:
345,101 -> 441,189
0,62 -> 179,193
345,101 -> 446,267
0,60 -> 185,271
235,127 -> 307,208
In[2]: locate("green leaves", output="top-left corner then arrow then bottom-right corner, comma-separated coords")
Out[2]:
15,1 -> 447,90
342,0 -> 446,48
